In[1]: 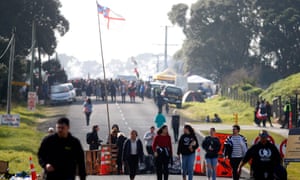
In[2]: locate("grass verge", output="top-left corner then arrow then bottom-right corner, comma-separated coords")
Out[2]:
181,96 -> 254,125
0,104 -> 46,174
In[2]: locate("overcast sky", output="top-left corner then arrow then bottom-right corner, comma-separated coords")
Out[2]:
56,0 -> 196,62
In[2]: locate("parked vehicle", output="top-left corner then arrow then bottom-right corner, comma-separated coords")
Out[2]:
161,85 -> 183,108
61,83 -> 76,102
50,84 -> 73,105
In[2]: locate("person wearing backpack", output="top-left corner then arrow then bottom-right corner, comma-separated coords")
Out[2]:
86,125 -> 101,150
83,98 -> 92,126
257,100 -> 268,127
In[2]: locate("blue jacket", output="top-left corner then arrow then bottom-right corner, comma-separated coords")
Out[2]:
155,114 -> 166,128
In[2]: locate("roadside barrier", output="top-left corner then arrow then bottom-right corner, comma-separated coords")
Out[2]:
99,145 -> 118,175
100,146 -> 111,175
194,148 -> 202,174
216,158 -> 232,177
85,150 -> 101,175
29,157 -> 37,180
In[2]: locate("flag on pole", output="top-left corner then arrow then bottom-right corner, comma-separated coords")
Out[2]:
97,2 -> 125,29
134,68 -> 140,79
131,57 -> 138,66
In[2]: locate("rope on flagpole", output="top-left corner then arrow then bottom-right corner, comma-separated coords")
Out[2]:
96,1 -> 112,145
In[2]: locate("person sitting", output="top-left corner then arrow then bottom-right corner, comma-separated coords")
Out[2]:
212,114 -> 222,123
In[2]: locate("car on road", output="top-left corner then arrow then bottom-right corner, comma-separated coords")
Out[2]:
61,83 -> 76,102
161,85 -> 183,108
50,84 -> 73,105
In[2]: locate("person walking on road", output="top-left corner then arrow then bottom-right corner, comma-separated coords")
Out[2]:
143,126 -> 156,155
83,98 -> 92,126
223,125 -> 247,180
177,124 -> 199,180
238,130 -> 285,180
123,130 -> 144,180
86,125 -> 101,150
171,110 -> 180,143
38,117 -> 86,180
152,125 -> 173,180
202,127 -> 221,180
156,92 -> 164,113
117,132 -> 127,174
265,101 -> 273,127
154,111 -> 166,128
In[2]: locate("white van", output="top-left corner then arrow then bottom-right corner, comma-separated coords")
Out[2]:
50,84 -> 73,105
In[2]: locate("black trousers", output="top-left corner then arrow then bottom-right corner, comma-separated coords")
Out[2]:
146,146 -> 154,155
85,112 -> 91,126
155,156 -> 169,180
229,157 -> 243,180
127,155 -> 139,179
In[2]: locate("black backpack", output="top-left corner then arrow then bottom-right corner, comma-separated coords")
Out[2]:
86,132 -> 93,144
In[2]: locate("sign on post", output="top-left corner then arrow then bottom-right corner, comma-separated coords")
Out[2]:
284,128 -> 300,163
27,91 -> 36,111
1,114 -> 20,127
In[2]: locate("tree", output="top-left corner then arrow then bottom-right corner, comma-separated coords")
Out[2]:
0,0 -> 69,100
253,0 -> 300,78
42,59 -> 68,85
169,0 -> 253,83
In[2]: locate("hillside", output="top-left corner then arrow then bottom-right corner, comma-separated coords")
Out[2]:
260,73 -> 300,101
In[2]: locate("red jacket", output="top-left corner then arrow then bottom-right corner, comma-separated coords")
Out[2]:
152,134 -> 172,156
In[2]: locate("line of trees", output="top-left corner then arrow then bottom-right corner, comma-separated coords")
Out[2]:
168,0 -> 300,87
0,0 -> 68,101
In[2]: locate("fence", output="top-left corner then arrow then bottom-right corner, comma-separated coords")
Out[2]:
221,87 -> 259,107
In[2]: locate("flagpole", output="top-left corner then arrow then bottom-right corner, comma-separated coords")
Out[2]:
96,1 -> 112,144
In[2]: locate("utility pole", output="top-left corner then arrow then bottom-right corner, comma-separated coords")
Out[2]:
154,26 -> 177,71
164,26 -> 168,69
6,29 -> 16,114
29,20 -> 36,91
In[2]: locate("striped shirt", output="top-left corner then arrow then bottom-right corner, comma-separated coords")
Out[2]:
225,135 -> 247,158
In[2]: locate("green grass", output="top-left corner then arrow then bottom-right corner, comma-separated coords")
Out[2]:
260,72 -> 300,101
0,104 -> 46,174
181,96 -> 254,125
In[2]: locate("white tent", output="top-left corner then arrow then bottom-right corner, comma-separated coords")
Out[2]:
187,75 -> 213,84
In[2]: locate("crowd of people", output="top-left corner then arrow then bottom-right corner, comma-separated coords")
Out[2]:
70,78 -> 149,103
38,116 -> 287,180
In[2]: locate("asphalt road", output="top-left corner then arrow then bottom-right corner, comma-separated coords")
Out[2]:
54,96 -> 234,179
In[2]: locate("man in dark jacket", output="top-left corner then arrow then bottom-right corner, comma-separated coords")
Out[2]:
38,117 -> 86,180
117,132 -> 127,174
238,130 -> 283,180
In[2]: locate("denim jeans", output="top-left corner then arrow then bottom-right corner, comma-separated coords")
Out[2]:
181,153 -> 195,180
205,157 -> 218,180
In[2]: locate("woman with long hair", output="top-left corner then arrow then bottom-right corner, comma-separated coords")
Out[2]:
83,98 -> 92,126
177,124 -> 199,180
152,125 -> 172,180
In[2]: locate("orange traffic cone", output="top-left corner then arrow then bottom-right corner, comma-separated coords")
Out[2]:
99,146 -> 111,175
29,157 -> 37,180
194,148 -> 202,174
